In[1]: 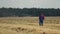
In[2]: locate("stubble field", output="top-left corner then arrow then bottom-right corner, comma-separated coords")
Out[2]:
0,17 -> 60,34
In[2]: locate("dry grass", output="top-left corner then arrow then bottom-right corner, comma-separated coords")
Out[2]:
0,17 -> 60,34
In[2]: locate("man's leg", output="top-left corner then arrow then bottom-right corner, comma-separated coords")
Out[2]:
39,19 -> 43,26
41,20 -> 43,26
39,21 -> 41,26
39,19 -> 41,26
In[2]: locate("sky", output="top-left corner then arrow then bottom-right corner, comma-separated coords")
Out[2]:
0,0 -> 60,8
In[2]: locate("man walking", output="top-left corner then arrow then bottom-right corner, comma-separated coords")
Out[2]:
39,13 -> 45,26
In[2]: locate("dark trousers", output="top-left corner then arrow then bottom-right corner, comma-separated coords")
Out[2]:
39,19 -> 43,26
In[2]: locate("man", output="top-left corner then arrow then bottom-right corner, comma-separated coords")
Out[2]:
39,13 -> 45,26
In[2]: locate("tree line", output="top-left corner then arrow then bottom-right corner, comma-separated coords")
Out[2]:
0,7 -> 60,17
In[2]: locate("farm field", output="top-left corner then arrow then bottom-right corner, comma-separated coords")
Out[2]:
0,17 -> 60,34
